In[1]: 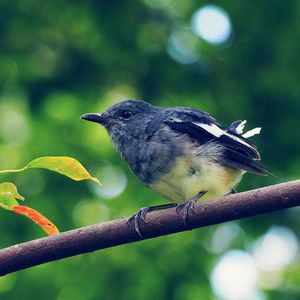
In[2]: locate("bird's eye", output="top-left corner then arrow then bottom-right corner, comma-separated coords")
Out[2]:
121,110 -> 132,119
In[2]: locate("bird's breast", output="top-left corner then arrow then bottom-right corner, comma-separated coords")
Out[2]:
149,152 -> 242,203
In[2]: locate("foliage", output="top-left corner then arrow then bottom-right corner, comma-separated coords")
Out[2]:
0,0 -> 299,299
0,157 -> 100,235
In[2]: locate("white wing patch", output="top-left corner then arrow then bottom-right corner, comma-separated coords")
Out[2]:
196,123 -> 224,137
235,120 -> 247,134
233,120 -> 261,138
194,122 -> 254,148
193,121 -> 262,159
242,127 -> 261,138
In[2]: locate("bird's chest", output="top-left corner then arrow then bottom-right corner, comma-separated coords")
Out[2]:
149,154 -> 241,203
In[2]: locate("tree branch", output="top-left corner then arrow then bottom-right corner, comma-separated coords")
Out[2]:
0,180 -> 300,276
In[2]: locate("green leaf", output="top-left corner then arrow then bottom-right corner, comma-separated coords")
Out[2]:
0,182 -> 24,210
0,195 -> 19,210
0,182 -> 59,235
0,182 -> 25,201
0,156 -> 101,186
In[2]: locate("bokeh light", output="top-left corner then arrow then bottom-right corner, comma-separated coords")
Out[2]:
167,28 -> 199,64
211,250 -> 260,300
211,226 -> 299,299
89,162 -> 127,199
0,92 -> 31,146
210,223 -> 245,254
192,5 -> 232,44
253,226 -> 298,272
73,200 -> 110,226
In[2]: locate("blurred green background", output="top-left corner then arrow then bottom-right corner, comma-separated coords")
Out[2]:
0,0 -> 299,299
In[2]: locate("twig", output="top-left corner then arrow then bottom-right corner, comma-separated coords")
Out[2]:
0,180 -> 300,276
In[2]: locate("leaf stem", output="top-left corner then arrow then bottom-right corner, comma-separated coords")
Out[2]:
0,167 -> 27,174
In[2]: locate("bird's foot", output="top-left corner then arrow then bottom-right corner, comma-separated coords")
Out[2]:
176,191 -> 207,228
127,207 -> 150,238
128,203 -> 177,238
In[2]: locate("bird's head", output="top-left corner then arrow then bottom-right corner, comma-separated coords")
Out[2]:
81,100 -> 158,151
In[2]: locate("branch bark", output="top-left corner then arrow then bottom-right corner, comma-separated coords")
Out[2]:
1,180 -> 300,276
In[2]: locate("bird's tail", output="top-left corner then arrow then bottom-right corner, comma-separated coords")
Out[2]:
229,120 -> 261,138
229,120 -> 274,176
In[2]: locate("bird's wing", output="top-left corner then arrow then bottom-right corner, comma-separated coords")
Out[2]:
165,116 -> 270,175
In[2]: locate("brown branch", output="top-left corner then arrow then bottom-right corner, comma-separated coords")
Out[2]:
0,180 -> 300,276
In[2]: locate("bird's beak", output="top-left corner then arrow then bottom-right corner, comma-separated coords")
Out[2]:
80,113 -> 107,125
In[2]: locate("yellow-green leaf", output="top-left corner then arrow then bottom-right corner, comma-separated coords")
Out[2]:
0,182 -> 25,201
0,182 -> 24,211
27,156 -> 101,185
0,195 -> 19,210
0,156 -> 101,186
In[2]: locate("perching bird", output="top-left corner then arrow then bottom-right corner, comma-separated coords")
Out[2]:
81,100 -> 269,236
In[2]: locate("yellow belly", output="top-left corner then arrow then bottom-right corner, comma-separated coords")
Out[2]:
149,154 -> 242,203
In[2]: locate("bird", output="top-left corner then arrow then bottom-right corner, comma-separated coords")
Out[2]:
81,100 -> 269,236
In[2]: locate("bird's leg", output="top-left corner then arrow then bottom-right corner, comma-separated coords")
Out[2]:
225,188 -> 237,196
176,190 -> 207,228
128,203 -> 178,238
231,188 -> 237,194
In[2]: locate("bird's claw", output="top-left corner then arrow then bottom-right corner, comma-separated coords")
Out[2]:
127,207 -> 150,238
127,203 -> 178,238
176,200 -> 196,228
176,191 -> 207,228
128,192 -> 207,235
